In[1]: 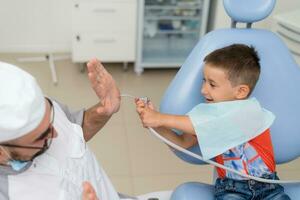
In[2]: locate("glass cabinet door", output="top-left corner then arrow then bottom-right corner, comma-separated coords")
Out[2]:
142,0 -> 205,66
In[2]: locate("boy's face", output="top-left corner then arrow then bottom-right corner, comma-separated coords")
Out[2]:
201,64 -> 241,103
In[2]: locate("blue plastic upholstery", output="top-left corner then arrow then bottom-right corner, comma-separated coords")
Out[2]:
224,0 -> 276,23
159,1 -> 300,199
161,28 -> 300,164
171,183 -> 214,200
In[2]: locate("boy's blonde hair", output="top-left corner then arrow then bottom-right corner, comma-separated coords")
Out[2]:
204,44 -> 260,95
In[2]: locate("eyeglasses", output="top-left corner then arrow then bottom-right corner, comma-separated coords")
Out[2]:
0,98 -> 55,150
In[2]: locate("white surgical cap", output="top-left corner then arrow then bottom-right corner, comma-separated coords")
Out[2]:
0,62 -> 46,142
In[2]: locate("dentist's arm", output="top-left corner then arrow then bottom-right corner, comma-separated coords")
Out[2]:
82,103 -> 113,142
82,59 -> 121,142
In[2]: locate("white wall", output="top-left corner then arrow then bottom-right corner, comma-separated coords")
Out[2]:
211,0 -> 300,30
0,0 -> 72,52
0,1 -> 299,53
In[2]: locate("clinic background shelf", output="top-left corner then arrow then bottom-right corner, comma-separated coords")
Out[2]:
145,5 -> 201,10
144,16 -> 201,20
156,30 -> 199,34
135,0 -> 210,74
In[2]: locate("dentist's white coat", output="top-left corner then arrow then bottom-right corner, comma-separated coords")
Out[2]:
8,101 -> 120,200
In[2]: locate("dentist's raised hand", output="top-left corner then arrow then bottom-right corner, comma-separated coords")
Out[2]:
82,59 -> 121,141
87,58 -> 120,116
135,99 -> 162,128
82,182 -> 99,200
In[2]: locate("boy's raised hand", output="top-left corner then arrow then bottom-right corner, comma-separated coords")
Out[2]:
135,99 -> 162,128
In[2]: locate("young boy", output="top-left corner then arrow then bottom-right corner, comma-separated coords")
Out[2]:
135,44 -> 290,200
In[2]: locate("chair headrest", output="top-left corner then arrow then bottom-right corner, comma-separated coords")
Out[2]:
223,0 -> 276,23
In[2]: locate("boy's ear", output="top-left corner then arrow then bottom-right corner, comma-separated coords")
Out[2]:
235,84 -> 250,99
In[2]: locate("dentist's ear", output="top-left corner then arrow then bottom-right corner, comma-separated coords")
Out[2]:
235,84 -> 250,99
0,146 -> 9,163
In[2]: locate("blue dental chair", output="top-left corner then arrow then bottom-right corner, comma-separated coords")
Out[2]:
159,0 -> 300,199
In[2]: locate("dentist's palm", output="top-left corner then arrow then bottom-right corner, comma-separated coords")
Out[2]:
87,59 -> 121,116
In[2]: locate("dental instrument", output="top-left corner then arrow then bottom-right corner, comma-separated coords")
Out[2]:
121,93 -> 300,184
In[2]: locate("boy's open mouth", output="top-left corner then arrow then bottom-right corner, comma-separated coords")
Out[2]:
205,97 -> 214,103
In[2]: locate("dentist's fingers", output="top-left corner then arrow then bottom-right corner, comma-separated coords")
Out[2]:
82,181 -> 99,200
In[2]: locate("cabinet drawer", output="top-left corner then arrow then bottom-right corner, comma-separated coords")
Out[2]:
72,1 -> 136,32
74,0 -> 135,2
72,32 -> 136,62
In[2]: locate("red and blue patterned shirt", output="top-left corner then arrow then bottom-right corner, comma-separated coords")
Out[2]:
215,129 -> 275,180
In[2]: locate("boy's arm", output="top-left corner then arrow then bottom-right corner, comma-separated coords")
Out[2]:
135,99 -> 197,149
135,99 -> 196,135
154,127 -> 198,149
158,113 -> 196,135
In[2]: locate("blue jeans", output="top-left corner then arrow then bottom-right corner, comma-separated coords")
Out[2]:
214,173 -> 290,200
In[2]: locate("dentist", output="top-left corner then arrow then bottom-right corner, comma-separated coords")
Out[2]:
0,59 -> 120,200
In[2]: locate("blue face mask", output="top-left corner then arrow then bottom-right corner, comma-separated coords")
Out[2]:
5,139 -> 50,171
8,160 -> 29,171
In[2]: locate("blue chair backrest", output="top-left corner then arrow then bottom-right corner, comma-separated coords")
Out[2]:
160,0 -> 300,165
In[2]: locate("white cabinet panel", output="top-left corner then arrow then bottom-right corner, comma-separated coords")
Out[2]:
72,2 -> 136,32
71,0 -> 137,63
72,31 -> 135,62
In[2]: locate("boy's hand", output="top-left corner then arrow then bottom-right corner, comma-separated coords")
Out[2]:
135,99 -> 162,128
